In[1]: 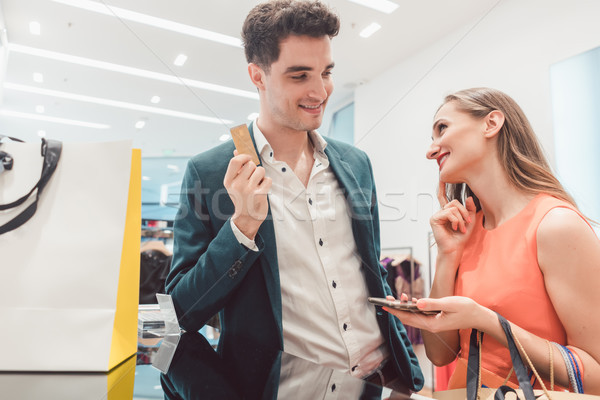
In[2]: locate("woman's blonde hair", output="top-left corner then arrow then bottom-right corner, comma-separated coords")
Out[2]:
440,87 -> 577,211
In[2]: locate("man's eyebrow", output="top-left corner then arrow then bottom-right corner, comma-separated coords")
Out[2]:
284,62 -> 335,74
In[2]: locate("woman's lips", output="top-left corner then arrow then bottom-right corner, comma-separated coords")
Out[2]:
437,152 -> 449,169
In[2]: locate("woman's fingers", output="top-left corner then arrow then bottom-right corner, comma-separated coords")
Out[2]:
437,180 -> 448,208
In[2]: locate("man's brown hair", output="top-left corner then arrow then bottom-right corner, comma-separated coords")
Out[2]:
242,0 -> 340,71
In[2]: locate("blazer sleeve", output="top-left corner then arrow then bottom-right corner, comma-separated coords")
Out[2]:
165,159 -> 265,332
366,154 -> 425,391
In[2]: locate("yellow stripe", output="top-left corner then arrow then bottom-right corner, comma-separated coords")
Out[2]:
106,355 -> 137,399
108,149 -> 141,370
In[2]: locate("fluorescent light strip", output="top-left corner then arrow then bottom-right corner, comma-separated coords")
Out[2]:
0,109 -> 110,129
3,82 -> 233,125
52,0 -> 242,48
360,23 -> 382,38
347,0 -> 398,14
9,44 -> 259,100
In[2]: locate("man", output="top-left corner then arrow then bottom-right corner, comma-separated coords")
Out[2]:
166,0 -> 424,393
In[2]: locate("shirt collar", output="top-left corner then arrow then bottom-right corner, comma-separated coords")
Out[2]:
251,120 -> 329,166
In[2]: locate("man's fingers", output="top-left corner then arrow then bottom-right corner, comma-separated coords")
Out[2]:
248,166 -> 266,187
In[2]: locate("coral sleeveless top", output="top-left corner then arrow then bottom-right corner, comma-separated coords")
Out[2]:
448,194 -> 584,389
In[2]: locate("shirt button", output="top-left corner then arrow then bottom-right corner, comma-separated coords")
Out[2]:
308,198 -> 313,205
343,323 -> 348,331
281,167 -> 287,172
331,384 -> 336,392
319,238 -> 323,246
352,365 -> 357,372
332,280 -> 336,288
270,151 -> 273,157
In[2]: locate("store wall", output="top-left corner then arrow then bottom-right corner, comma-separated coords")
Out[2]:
354,0 -> 600,281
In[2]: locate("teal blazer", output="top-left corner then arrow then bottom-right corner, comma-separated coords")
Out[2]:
166,125 -> 424,392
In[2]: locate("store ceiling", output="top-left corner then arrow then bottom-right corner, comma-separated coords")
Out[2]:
0,0 -> 497,219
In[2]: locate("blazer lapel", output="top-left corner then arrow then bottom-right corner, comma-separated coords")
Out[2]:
325,143 -> 380,285
248,123 -> 283,343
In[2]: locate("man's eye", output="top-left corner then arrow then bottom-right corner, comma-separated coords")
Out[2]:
323,71 -> 332,77
291,74 -> 307,80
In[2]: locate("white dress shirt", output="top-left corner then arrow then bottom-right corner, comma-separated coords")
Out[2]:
231,121 -> 388,379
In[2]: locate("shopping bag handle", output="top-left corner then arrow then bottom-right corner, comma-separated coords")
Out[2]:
466,313 -> 536,400
0,136 -> 62,235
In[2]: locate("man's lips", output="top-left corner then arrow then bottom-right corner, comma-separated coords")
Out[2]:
299,103 -> 323,114
437,152 -> 449,169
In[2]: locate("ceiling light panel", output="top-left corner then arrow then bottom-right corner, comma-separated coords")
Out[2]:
173,54 -> 187,67
347,0 -> 399,14
3,82 -> 233,125
360,23 -> 382,38
51,0 -> 242,47
29,21 -> 41,35
0,109 -> 109,129
33,72 -> 44,83
9,44 -> 259,100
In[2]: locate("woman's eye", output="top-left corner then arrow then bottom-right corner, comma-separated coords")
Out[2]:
439,124 -> 447,132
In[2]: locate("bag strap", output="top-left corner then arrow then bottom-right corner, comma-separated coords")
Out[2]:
466,313 -> 537,400
0,138 -> 62,235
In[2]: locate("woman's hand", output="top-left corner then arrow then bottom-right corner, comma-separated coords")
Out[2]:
431,181 -> 477,257
383,295 -> 492,334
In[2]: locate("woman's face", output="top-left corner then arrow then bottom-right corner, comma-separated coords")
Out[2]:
426,101 -> 489,184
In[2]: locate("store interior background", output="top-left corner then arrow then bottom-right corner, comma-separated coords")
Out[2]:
1,0 -> 599,391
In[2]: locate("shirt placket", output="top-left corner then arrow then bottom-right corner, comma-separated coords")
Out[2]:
309,161 -> 361,371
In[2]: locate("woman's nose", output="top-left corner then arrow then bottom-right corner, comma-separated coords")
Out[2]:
426,143 -> 439,160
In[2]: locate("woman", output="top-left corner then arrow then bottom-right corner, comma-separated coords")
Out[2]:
385,88 -> 600,393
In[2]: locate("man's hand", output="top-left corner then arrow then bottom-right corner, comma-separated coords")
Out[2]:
223,150 -> 272,240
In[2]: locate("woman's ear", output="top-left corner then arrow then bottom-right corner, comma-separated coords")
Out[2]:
484,110 -> 505,138
248,63 -> 266,90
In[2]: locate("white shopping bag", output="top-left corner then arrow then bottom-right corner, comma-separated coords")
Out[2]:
0,139 -> 141,371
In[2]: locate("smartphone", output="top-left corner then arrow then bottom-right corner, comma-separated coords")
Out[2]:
367,297 -> 440,315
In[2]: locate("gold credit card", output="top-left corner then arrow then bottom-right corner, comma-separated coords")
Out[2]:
230,124 -> 260,165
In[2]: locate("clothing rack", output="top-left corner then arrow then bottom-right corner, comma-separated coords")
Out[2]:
381,246 -> 415,299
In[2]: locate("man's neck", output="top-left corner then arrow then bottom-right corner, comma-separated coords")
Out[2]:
256,119 -> 313,165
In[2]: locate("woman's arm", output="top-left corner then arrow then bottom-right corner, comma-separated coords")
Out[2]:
409,207 -> 600,393
391,185 -> 477,366
536,207 -> 600,393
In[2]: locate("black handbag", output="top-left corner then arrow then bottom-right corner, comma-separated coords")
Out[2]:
0,135 -> 62,235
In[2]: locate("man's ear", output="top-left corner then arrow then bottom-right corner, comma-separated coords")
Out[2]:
484,110 -> 505,138
248,63 -> 266,90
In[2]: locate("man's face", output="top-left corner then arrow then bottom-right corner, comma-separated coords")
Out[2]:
257,35 -> 334,134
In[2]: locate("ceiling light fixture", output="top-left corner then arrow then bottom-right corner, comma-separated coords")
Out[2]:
135,120 -> 146,129
150,96 -> 160,104
37,130 -> 47,138
173,54 -> 187,67
29,21 -> 41,35
33,72 -> 44,83
35,105 -> 45,113
218,134 -> 231,142
360,22 -> 382,38
347,0 -> 398,14
51,0 -> 242,47
0,109 -> 110,129
142,176 -> 151,181
3,82 -> 233,125
247,112 -> 259,120
9,44 -> 259,100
